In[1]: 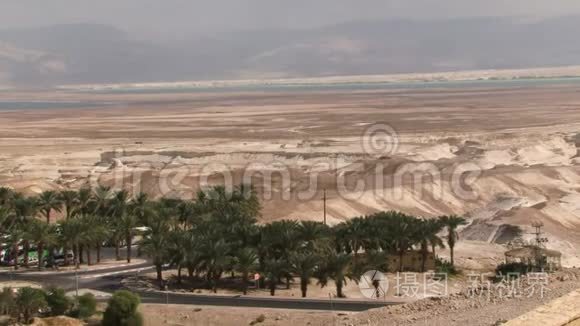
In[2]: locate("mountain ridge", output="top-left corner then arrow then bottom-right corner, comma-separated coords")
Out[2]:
2,17 -> 580,87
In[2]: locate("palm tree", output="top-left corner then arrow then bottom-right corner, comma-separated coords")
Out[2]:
361,250 -> 390,274
59,190 -> 79,220
6,226 -> 24,270
415,219 -> 441,273
141,218 -> 170,289
260,220 -> 299,289
167,230 -> 190,284
92,186 -> 111,216
110,223 -> 124,261
389,213 -> 418,272
23,220 -> 57,270
118,213 -> 138,263
289,252 -> 319,298
264,259 -> 288,296
130,192 -> 153,225
59,218 -> 86,268
296,221 -> 330,252
91,217 -> 110,264
15,287 -> 47,323
79,215 -> 107,265
317,251 -> 352,298
77,187 -> 95,216
338,217 -> 369,261
0,186 -> 14,207
109,190 -> 132,261
0,287 -> 15,316
426,219 -> 445,258
12,195 -> 38,267
176,199 -> 195,227
233,248 -> 258,295
439,215 -> 468,267
37,190 -> 63,224
12,194 -> 38,224
0,206 -> 12,234
201,238 -> 232,293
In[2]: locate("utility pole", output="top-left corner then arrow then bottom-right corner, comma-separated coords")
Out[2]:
323,188 -> 327,225
165,289 -> 169,324
531,221 -> 548,248
531,221 -> 549,271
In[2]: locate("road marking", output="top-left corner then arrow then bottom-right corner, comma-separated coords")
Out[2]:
79,266 -> 153,279
7,261 -> 149,276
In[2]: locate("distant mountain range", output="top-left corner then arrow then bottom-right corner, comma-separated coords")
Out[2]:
1,17 -> 580,87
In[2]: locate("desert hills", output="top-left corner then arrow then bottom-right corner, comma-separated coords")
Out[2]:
0,84 -> 579,267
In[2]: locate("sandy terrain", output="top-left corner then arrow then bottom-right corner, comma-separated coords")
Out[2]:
139,304 -> 337,326
1,84 -> 580,267
138,269 -> 580,326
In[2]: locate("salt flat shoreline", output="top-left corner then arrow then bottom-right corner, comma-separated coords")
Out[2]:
56,65 -> 580,91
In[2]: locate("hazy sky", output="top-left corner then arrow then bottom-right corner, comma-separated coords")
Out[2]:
2,0 -> 580,38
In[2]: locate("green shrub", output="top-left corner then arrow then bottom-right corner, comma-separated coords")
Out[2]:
45,287 -> 72,316
102,290 -> 142,326
0,287 -> 16,316
15,287 -> 47,324
435,258 -> 458,276
72,293 -> 97,320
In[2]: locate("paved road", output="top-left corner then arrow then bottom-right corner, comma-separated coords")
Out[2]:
136,291 -> 395,312
0,263 -> 397,312
0,262 -> 153,290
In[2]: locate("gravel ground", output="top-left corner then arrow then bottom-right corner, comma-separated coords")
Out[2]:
344,269 -> 580,326
138,269 -> 580,326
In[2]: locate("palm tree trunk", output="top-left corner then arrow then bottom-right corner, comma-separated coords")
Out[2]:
242,272 -> 249,295
73,244 -> 80,269
269,278 -> 276,296
398,249 -> 405,272
213,273 -> 220,293
115,241 -> 121,261
421,246 -> 427,273
126,233 -> 132,263
46,246 -> 55,270
300,276 -> 308,298
96,242 -> 101,263
450,245 -> 455,266
12,243 -> 19,270
431,243 -> 437,258
46,210 -> 51,224
23,241 -> 30,268
86,245 -> 92,266
156,263 -> 163,289
37,243 -> 44,271
64,247 -> 70,266
137,243 -> 142,257
23,308 -> 30,324
177,265 -> 182,285
286,275 -> 291,289
79,245 -> 84,264
353,240 -> 359,264
336,279 -> 344,298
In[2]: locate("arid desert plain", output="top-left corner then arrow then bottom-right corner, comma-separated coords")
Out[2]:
1,82 -> 580,268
